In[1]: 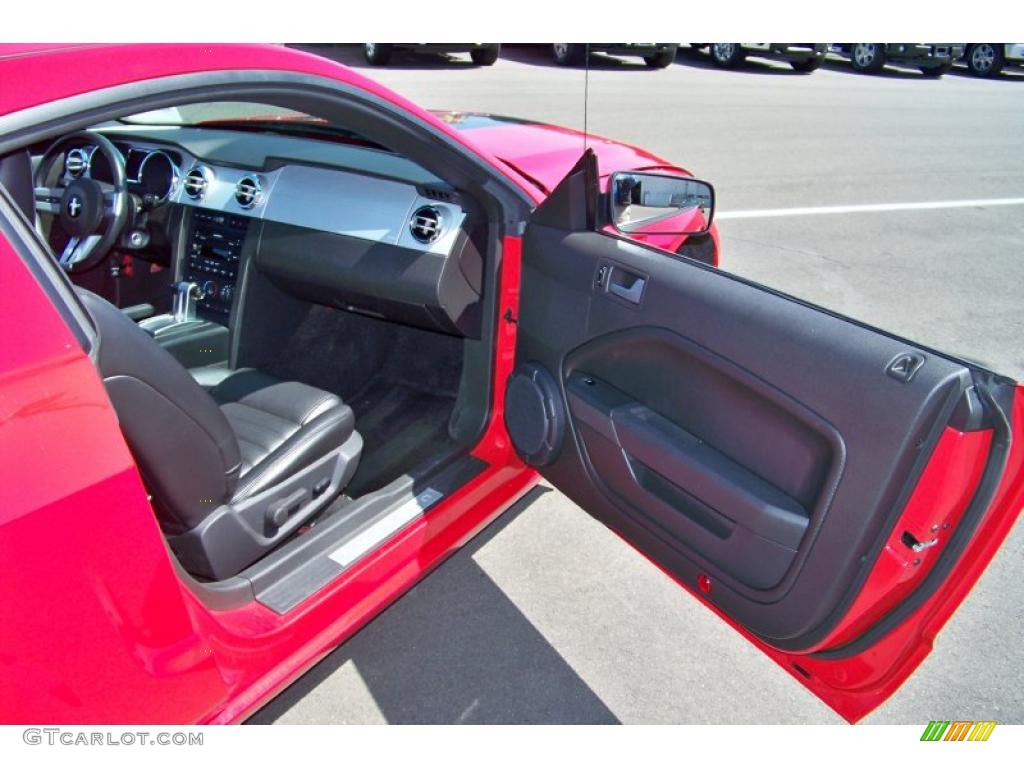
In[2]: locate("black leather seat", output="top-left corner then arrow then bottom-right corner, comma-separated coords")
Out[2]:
210,369 -> 356,499
80,290 -> 362,579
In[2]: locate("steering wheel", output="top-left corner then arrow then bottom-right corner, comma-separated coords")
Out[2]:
34,130 -> 129,271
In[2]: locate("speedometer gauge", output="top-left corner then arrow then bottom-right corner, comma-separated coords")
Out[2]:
137,150 -> 178,200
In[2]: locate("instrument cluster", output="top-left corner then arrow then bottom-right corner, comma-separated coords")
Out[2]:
65,142 -> 181,202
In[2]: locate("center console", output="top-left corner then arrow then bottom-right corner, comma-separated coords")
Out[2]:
138,210 -> 251,368
184,209 -> 249,321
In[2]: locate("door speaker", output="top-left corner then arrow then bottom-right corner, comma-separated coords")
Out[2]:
504,361 -> 566,466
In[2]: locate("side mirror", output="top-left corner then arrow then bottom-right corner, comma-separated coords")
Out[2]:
608,172 -> 715,236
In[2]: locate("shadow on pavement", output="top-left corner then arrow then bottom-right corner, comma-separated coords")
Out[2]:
248,485 -> 620,724
291,44 -> 1024,83
817,57 -> 947,80
946,63 -> 1024,82
500,44 -> 655,71
673,46 -> 809,76
289,43 -> 485,71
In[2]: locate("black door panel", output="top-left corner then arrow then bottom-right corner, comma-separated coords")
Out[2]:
516,223 -> 974,649
567,367 -> 821,590
565,330 -> 843,517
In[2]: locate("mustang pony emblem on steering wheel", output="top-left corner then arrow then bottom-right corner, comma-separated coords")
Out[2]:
33,130 -> 129,271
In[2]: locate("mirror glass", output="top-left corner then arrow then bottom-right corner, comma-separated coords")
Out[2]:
609,172 -> 714,235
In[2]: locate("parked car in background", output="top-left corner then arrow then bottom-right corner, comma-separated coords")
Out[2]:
691,43 -> 828,72
363,43 -> 501,66
830,44 -> 965,77
550,43 -> 679,68
964,43 -> 1024,77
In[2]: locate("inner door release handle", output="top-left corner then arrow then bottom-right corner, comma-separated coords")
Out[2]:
608,271 -> 646,304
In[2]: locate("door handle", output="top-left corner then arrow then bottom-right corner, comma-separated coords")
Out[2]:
607,269 -> 647,304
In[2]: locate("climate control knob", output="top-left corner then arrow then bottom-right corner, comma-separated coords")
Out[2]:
201,279 -> 218,299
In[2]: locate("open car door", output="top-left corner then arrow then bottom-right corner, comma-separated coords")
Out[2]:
506,151 -> 1024,722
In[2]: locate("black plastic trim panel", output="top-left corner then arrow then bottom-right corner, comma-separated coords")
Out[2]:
517,222 -> 975,649
255,219 -> 483,338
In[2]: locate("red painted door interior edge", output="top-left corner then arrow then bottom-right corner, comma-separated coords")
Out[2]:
635,393 -> 1024,722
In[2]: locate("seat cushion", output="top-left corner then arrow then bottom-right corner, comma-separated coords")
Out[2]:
210,370 -> 355,499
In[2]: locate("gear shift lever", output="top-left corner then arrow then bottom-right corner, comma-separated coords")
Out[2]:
138,281 -> 206,338
172,281 -> 201,323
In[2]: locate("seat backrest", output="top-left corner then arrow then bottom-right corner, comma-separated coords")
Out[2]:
79,290 -> 242,534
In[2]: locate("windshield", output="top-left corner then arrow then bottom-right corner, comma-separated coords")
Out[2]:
122,101 -> 320,126
120,100 -> 390,151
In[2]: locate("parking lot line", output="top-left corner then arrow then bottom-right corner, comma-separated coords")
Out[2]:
717,197 -> 1024,220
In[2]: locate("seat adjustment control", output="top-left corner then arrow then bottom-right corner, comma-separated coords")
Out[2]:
266,489 -> 307,528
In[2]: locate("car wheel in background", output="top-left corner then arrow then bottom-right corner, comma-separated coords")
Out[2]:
919,61 -> 953,77
967,43 -> 1005,77
710,43 -> 745,68
790,54 -> 825,73
363,43 -> 393,66
850,43 -> 886,73
644,44 -> 679,69
675,233 -> 716,265
471,45 -> 501,66
552,44 -> 586,66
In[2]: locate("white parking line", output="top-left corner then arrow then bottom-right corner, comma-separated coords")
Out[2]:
717,197 -> 1024,220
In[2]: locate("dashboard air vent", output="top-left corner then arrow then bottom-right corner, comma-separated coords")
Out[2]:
409,205 -> 444,244
234,175 -> 262,209
183,166 -> 211,200
65,148 -> 89,178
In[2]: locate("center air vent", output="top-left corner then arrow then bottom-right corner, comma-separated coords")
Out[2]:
183,166 -> 212,200
234,175 -> 262,209
409,205 -> 444,244
65,148 -> 90,178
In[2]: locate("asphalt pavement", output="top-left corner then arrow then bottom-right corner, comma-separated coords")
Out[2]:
250,44 -> 1024,724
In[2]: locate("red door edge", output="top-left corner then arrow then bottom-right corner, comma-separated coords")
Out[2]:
813,427 -> 992,650
772,388 -> 1023,721
470,235 -> 525,466
616,387 -> 1024,723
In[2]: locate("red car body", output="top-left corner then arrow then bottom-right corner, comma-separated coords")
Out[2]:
432,110 -> 720,261
0,43 -> 1021,726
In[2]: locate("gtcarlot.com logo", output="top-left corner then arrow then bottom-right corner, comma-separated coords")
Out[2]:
920,721 -> 997,742
23,729 -> 203,747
